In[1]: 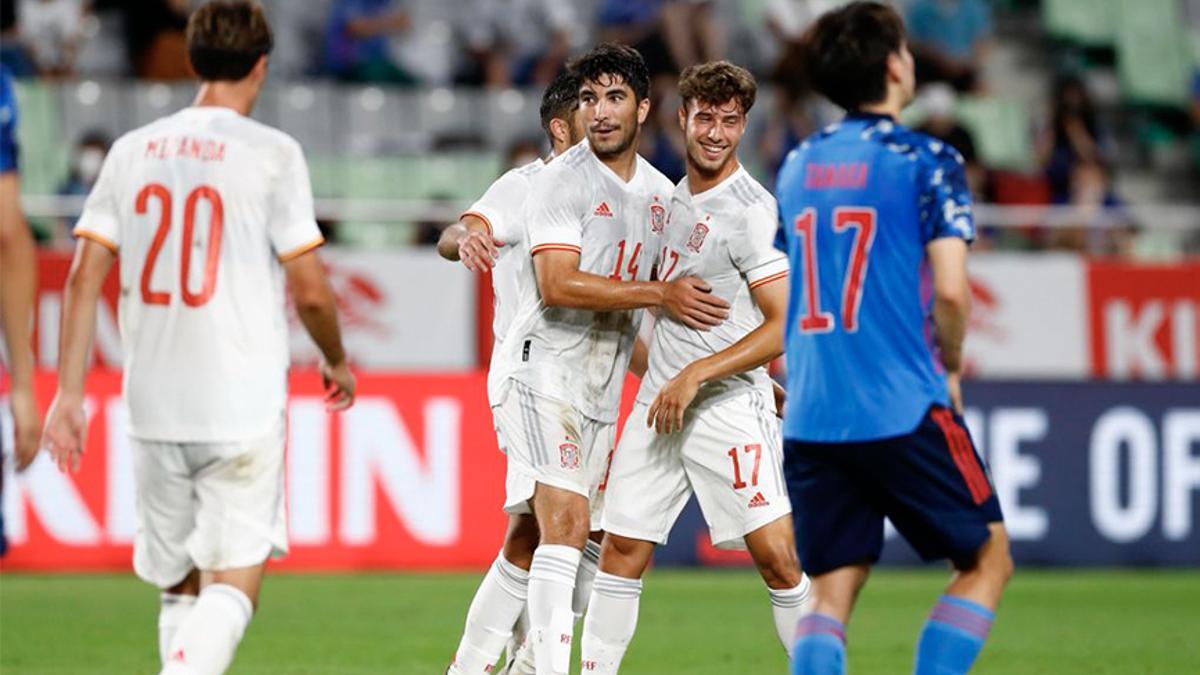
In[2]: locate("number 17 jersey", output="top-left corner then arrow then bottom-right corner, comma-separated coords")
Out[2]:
775,112 -> 976,443
74,106 -> 324,443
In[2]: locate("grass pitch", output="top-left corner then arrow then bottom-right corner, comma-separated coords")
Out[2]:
2,568 -> 1198,674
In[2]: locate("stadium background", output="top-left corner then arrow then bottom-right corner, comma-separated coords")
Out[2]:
1,0 -> 1198,673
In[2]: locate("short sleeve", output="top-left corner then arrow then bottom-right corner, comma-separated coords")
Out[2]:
73,150 -> 121,253
461,169 -> 531,245
525,166 -> 586,256
918,144 -> 976,244
270,140 -> 324,261
731,202 -> 790,290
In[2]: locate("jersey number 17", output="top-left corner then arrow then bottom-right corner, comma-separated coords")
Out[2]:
794,207 -> 876,334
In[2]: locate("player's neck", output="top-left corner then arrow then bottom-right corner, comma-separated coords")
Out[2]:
595,141 -> 640,183
858,96 -> 902,121
192,82 -> 257,117
686,157 -> 740,196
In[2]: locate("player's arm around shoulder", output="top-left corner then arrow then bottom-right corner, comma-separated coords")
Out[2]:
438,169 -> 527,269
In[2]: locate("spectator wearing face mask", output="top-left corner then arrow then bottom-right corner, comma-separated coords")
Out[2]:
56,130 -> 109,241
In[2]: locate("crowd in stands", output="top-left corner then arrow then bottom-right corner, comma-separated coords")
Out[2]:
2,0 -> 1196,256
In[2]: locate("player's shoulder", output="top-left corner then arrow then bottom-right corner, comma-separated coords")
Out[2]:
874,121 -> 966,173
223,113 -> 305,157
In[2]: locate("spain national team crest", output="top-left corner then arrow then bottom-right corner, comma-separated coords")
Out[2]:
559,443 -> 581,471
686,222 -> 709,253
649,203 -> 666,234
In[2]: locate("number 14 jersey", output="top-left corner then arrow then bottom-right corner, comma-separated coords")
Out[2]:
74,106 -> 324,443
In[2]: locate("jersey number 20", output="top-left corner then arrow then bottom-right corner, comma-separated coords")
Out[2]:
137,183 -> 224,307
794,207 -> 876,333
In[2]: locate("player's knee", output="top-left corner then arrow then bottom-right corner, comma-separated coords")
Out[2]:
756,547 -> 803,589
502,516 -> 540,570
599,534 -> 653,578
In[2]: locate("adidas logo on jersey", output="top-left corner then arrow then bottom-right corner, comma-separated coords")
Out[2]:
748,492 -> 770,508
594,202 -> 614,217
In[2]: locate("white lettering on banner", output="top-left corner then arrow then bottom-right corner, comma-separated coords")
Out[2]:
287,399 -> 330,545
1163,410 -> 1200,540
339,397 -> 461,546
986,409 -> 1049,539
105,402 -> 135,543
1104,301 -> 1167,379
1090,408 -> 1158,543
1172,302 -> 1197,378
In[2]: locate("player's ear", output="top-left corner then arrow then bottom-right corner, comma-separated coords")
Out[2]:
677,102 -> 687,133
637,97 -> 651,126
251,54 -> 269,83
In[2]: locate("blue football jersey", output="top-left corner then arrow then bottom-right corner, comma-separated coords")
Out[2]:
0,68 -> 17,173
775,112 -> 974,442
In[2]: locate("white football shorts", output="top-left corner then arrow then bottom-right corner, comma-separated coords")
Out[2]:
492,381 -> 615,531
602,390 -> 791,550
132,418 -> 288,588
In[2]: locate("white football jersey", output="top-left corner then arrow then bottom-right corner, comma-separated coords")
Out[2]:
461,158 -> 547,404
637,167 -> 789,407
498,141 -> 672,423
73,106 -> 323,443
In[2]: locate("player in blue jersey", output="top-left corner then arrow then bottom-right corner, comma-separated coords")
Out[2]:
0,66 -> 42,556
775,4 -> 1012,674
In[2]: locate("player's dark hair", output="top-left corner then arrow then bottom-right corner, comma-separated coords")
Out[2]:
802,1 -> 905,111
186,0 -> 273,82
539,69 -> 580,137
678,60 -> 758,115
569,43 -> 651,102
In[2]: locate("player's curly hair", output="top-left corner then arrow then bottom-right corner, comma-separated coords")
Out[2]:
539,69 -> 580,136
569,43 -> 651,102
187,0 -> 274,82
802,1 -> 906,111
678,61 -> 758,115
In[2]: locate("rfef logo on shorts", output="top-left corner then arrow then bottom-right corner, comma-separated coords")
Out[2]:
559,443 -> 581,470
687,222 -> 709,252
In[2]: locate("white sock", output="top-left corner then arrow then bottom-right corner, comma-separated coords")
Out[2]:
159,583 -> 253,675
572,539 -> 602,619
528,544 -> 581,675
158,593 -> 197,666
580,571 -> 643,674
449,553 -> 530,674
768,574 -> 813,655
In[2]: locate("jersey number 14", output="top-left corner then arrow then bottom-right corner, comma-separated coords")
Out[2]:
794,207 -> 877,333
137,183 -> 224,307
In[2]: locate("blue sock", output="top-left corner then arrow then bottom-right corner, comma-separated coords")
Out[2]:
791,613 -> 846,675
914,595 -> 995,675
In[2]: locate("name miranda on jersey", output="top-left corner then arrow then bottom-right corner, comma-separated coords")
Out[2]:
144,136 -> 227,162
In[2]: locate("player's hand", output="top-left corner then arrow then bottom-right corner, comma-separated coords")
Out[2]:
648,367 -> 702,434
10,385 -> 42,471
772,380 -> 786,420
662,277 -> 730,330
42,392 -> 86,474
946,371 -> 964,414
458,230 -> 504,273
321,360 -> 357,412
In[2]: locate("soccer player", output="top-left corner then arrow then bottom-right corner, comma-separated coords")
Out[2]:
579,60 -> 811,673
1,65 -> 41,555
40,3 -> 355,673
775,4 -> 1012,674
438,69 -> 591,675
493,43 -> 732,675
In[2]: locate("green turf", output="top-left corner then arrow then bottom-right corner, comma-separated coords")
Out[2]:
2,569 -> 1198,674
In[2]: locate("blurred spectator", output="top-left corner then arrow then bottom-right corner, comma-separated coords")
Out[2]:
1036,74 -> 1114,203
121,0 -> 191,80
906,0 -> 992,92
915,83 -> 985,196
0,0 -> 38,76
639,83 -> 685,182
596,0 -> 676,77
17,0 -> 85,78
660,0 -> 724,70
504,137 -> 543,169
324,0 -> 415,83
465,0 -> 577,87
1048,162 -> 1132,256
759,36 -> 831,178
761,0 -> 839,64
56,129 -> 109,240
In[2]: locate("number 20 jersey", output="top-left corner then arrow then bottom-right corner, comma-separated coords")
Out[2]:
497,141 -> 672,424
74,107 -> 324,443
774,112 -> 976,443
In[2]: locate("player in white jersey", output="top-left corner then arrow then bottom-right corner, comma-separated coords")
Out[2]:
438,70 -> 594,675
580,62 -> 812,673
493,45 -> 735,675
40,4 -> 355,674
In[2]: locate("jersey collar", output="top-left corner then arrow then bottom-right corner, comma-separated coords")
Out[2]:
845,110 -> 897,123
684,163 -> 747,206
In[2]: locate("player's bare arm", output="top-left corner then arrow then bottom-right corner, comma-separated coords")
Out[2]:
649,276 -> 788,433
928,236 -> 970,412
533,248 -> 730,328
436,213 -> 504,272
0,171 -> 40,470
43,239 -> 116,473
629,336 -> 650,378
284,250 -> 356,411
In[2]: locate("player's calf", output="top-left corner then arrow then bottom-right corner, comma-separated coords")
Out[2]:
527,485 -> 591,675
579,534 -> 655,674
745,516 -> 813,654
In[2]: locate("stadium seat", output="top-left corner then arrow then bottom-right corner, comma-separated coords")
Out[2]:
12,81 -> 66,196
955,97 -> 1035,171
1042,0 -> 1118,46
1115,0 -> 1192,106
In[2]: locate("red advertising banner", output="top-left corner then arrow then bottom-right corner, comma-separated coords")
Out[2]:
1087,261 -> 1200,380
2,372 -> 509,571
